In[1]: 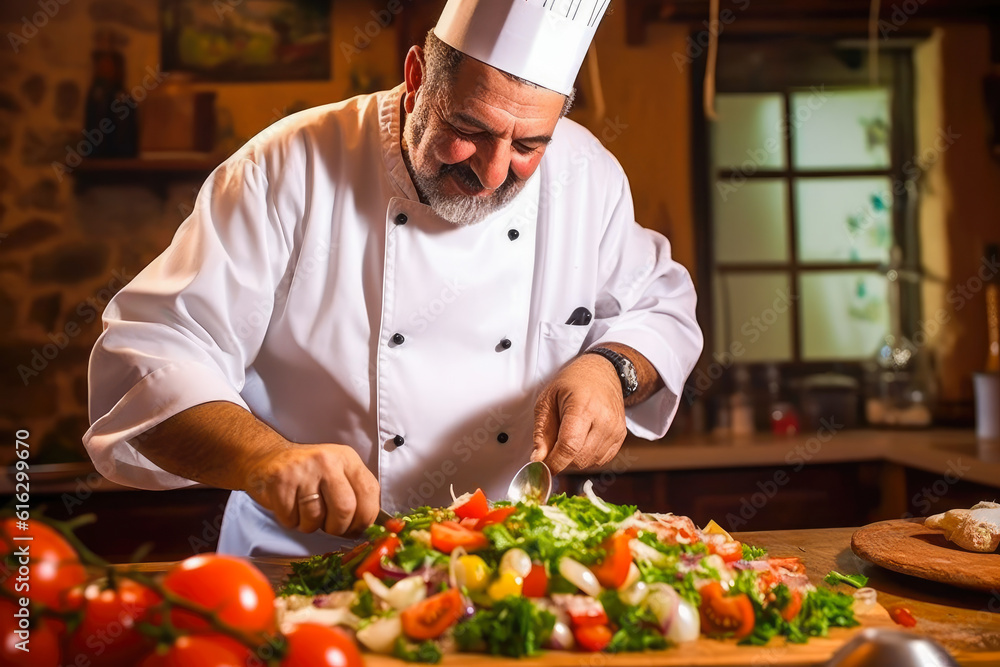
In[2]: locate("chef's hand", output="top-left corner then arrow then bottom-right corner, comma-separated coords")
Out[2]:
244,444 -> 381,538
531,353 -> 627,473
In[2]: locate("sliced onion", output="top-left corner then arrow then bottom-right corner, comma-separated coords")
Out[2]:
363,572 -> 426,611
448,546 -> 468,590
619,562 -> 641,591
356,615 -> 403,654
500,548 -> 532,578
582,479 -> 613,514
853,587 -> 877,615
546,621 -> 575,650
666,598 -> 700,643
558,557 -> 602,597
618,579 -> 649,607
645,583 -> 679,635
362,571 -> 392,601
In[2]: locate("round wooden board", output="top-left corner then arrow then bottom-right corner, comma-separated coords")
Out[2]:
852,518 -> 1000,592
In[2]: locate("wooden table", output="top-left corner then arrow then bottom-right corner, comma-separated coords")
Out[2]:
126,527 -> 1000,665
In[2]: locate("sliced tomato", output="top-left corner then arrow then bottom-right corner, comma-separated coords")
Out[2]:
522,563 -> 548,598
475,506 -> 518,530
708,540 -> 744,564
453,489 -> 489,520
400,588 -> 465,640
459,517 -> 480,530
355,536 -> 401,578
889,607 -> 917,628
767,557 -> 806,574
430,522 -> 489,553
590,531 -> 633,589
574,624 -> 613,652
562,595 -> 609,627
780,589 -> 802,622
699,581 -> 755,639
384,518 -> 406,534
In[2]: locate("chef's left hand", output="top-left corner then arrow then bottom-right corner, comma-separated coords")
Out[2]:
531,353 -> 627,473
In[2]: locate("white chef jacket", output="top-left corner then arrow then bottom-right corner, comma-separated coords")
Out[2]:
84,84 -> 703,557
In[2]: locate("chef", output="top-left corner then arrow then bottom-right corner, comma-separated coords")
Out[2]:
83,0 -> 703,557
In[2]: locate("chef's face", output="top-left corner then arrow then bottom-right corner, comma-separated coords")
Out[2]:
401,44 -> 566,226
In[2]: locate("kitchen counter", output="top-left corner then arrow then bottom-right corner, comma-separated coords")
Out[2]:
122,525 -> 1000,665
584,429 -> 1000,489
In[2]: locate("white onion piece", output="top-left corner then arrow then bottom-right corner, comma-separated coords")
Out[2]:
362,572 -> 392,601
582,479 -> 613,514
853,587 -> 877,615
500,548 -> 532,578
645,583 -> 680,635
386,576 -> 427,610
546,621 -> 575,650
666,598 -> 700,643
448,546 -> 468,590
356,615 -> 403,654
619,562 -> 641,591
558,557 -> 603,597
629,540 -> 667,567
448,488 -> 473,509
618,579 -> 649,607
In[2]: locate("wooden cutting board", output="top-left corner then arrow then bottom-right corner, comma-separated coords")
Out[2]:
364,606 -> 896,667
852,518 -> 1000,592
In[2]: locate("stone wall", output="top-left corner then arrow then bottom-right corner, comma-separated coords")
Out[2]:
0,0 -> 405,465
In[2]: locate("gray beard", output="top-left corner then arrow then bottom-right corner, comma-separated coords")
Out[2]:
402,99 -> 526,227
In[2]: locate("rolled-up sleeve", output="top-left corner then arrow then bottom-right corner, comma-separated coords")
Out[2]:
84,158 -> 291,489
590,171 -> 704,439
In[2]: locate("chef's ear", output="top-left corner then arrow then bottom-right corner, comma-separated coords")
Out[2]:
403,46 -> 426,113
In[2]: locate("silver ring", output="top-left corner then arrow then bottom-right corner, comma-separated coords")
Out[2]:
298,493 -> 322,503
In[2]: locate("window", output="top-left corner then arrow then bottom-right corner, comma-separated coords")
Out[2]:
695,39 -> 917,366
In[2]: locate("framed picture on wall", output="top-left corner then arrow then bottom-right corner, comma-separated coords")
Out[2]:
160,0 -> 331,82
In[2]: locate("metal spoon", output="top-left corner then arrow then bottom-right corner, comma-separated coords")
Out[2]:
507,461 -> 553,504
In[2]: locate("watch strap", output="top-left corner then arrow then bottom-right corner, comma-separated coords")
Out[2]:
586,346 -> 638,399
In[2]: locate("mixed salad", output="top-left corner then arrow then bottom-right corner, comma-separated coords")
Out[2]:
276,483 -> 860,663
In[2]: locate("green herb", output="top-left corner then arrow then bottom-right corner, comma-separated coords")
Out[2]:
742,543 -> 768,560
454,597 -> 555,658
395,542 -> 446,573
823,571 -> 869,589
599,590 -> 669,652
278,549 -> 367,596
392,637 -> 443,664
350,588 -> 375,618
795,587 -> 859,636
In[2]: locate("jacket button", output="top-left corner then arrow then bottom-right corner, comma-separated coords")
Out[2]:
497,432 -> 509,444
507,229 -> 519,241
392,333 -> 405,345
500,338 -> 512,349
394,435 -> 405,447
395,213 -> 408,225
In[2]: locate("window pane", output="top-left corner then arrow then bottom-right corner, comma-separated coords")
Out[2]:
713,179 -> 789,263
713,272 -> 794,362
795,177 -> 892,263
800,271 -> 889,360
712,94 -> 787,170
791,88 -> 891,169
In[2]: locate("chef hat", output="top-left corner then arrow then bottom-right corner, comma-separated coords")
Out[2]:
434,0 -> 611,96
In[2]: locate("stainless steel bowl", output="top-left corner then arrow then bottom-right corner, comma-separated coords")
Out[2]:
826,629 -> 959,667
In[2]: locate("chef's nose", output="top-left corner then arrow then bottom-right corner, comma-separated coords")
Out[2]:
471,141 -> 511,192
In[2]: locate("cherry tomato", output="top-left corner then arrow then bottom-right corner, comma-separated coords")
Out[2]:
522,563 -> 549,598
384,518 -> 406,534
0,600 -> 61,667
590,531 -> 633,589
459,517 -> 480,530
430,522 -> 489,553
699,581 -> 755,639
68,578 -> 161,666
280,622 -> 363,667
475,506 -> 518,530
355,535 -> 401,579
162,554 -> 275,636
453,489 -> 489,520
1,518 -> 86,611
707,540 -> 744,564
889,606 -> 917,628
573,624 -> 613,652
139,635 -> 247,667
562,595 -> 609,627
401,588 -> 465,640
780,588 -> 802,622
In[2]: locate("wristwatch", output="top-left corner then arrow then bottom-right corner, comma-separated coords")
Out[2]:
587,347 -> 638,399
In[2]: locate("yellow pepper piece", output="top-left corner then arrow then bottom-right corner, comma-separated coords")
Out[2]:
487,571 -> 523,600
703,519 -> 734,541
458,555 -> 491,592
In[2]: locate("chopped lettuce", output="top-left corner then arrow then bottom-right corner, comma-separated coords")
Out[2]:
823,571 -> 869,589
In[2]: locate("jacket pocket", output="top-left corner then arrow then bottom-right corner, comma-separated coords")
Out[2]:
535,322 -> 590,383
